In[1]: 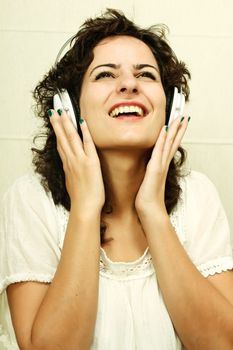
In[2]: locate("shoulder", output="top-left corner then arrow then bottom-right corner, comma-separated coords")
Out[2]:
2,173 -> 55,213
181,170 -> 221,208
175,170 -> 230,245
183,170 -> 217,191
0,173 -> 62,239
0,174 -> 63,293
3,173 -> 49,200
181,169 -> 231,242
179,171 -> 233,274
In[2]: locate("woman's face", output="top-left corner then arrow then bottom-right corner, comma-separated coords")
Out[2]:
79,35 -> 166,150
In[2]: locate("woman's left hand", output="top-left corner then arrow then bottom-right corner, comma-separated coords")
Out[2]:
135,116 -> 189,218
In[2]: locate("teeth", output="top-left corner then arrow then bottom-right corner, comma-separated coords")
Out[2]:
110,105 -> 144,118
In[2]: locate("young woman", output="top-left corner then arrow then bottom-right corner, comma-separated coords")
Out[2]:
0,9 -> 233,350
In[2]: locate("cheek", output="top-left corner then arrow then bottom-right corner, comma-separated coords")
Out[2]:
79,88 -> 101,118
79,81 -> 93,117
155,90 -> 166,109
146,86 -> 166,112
79,90 -> 88,117
155,90 -> 166,123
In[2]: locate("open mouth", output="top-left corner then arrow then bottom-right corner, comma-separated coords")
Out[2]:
109,104 -> 147,118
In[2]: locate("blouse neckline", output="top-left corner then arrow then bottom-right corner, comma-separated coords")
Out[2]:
99,246 -> 154,280
100,246 -> 149,265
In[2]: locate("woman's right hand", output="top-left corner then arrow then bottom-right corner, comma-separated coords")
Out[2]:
49,109 -> 105,212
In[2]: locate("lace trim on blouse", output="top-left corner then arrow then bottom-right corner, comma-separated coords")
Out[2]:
0,273 -> 53,294
99,247 -> 155,280
0,325 -> 18,350
198,256 -> 233,277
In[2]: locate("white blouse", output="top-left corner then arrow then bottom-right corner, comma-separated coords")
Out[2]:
0,170 -> 232,350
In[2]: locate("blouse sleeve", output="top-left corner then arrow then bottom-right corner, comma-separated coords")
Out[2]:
183,171 -> 233,277
0,174 -> 62,294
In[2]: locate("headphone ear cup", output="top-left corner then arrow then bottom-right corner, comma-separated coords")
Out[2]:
165,88 -> 175,125
167,87 -> 185,126
53,90 -> 77,129
53,89 -> 83,140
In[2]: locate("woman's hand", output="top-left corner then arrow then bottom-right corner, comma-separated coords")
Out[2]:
135,116 -> 190,218
49,109 -> 105,212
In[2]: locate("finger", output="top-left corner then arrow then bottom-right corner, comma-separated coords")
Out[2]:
56,142 -> 66,165
169,116 -> 190,160
150,126 -> 167,165
49,109 -> 74,158
58,110 -> 84,155
162,116 -> 186,165
79,118 -> 98,156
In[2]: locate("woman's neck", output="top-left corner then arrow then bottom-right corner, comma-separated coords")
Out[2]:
99,149 -> 150,215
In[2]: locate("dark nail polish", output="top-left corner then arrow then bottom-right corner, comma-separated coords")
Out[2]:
188,116 -> 191,122
47,109 -> 53,117
79,117 -> 84,124
165,125 -> 169,132
57,109 -> 62,116
180,116 -> 184,123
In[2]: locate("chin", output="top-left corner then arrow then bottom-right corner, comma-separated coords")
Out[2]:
95,138 -> 156,151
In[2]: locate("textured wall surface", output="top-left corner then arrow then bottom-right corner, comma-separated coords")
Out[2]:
1,0 -> 232,240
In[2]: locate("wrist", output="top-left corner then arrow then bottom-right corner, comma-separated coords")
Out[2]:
137,205 -> 172,234
138,210 -> 173,241
70,201 -> 102,219
137,203 -> 168,222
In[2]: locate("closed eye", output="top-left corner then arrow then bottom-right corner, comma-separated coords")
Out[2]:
137,71 -> 156,80
136,71 -> 156,80
95,71 -> 115,80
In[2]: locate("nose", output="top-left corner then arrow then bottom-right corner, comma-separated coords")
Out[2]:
116,73 -> 139,95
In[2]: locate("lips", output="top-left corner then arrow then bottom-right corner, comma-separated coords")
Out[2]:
108,102 -> 148,118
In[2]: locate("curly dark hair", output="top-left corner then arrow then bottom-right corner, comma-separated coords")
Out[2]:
32,8 -> 190,233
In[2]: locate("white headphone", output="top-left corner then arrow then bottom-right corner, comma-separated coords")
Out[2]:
168,87 -> 185,126
53,90 -> 78,129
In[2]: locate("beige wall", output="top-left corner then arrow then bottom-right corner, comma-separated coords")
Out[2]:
1,0 -> 232,241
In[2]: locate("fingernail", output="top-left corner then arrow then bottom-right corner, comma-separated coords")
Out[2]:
57,109 -> 63,116
79,117 -> 84,124
165,125 -> 169,132
180,116 -> 185,123
188,116 -> 191,122
47,109 -> 53,117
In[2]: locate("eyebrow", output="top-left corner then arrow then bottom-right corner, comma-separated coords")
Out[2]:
135,64 -> 160,73
89,63 -> 160,76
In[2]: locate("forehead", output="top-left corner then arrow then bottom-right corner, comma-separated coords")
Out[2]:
90,35 -> 157,65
